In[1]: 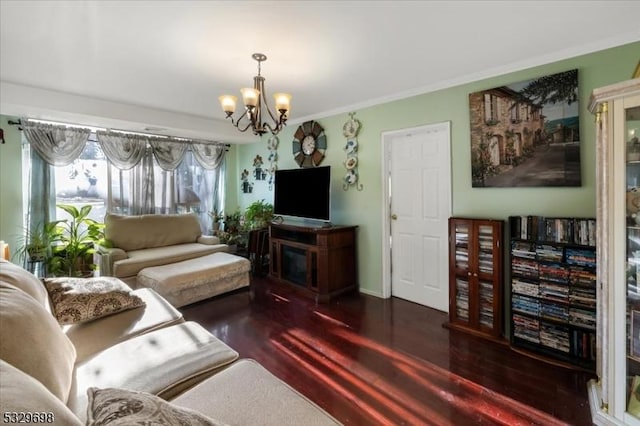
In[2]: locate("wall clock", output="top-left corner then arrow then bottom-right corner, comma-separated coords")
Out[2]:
292,120 -> 327,168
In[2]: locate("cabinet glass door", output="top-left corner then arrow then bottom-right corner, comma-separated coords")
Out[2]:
454,222 -> 470,322
478,225 -> 495,328
626,105 -> 640,419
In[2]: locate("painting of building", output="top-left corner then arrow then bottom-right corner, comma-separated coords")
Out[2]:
469,69 -> 580,187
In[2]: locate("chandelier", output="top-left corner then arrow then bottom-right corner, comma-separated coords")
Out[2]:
218,53 -> 291,136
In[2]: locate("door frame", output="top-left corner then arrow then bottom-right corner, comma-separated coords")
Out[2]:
380,122 -> 452,300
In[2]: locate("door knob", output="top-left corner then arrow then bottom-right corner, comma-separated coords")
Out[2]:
391,214 -> 398,220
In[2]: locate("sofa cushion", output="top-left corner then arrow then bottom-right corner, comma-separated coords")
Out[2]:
0,283 -> 76,403
112,243 -> 228,279
172,359 -> 342,426
44,276 -> 145,325
105,213 -> 202,251
86,387 -> 225,426
0,360 -> 82,426
0,259 -> 50,311
69,321 -> 238,422
65,288 -> 184,363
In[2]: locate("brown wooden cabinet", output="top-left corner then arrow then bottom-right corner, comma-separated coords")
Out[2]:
445,217 -> 504,342
269,223 -> 357,302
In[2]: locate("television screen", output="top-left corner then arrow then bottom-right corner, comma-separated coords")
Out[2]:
274,166 -> 331,222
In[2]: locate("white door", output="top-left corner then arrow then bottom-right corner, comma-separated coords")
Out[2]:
382,122 -> 451,311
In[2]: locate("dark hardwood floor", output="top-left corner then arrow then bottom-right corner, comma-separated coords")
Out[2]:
181,278 -> 595,425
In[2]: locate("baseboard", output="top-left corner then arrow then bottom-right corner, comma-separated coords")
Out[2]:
358,287 -> 384,298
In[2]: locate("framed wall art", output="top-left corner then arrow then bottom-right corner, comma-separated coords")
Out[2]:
469,69 -> 580,187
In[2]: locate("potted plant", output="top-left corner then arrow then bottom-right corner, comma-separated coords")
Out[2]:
15,221 -> 57,263
243,199 -> 274,230
47,204 -> 105,277
208,210 -> 224,233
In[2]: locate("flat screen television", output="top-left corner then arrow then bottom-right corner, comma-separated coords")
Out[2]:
273,166 -> 331,222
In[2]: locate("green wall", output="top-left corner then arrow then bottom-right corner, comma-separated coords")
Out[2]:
1,42 -> 638,287
231,41 -> 640,297
0,115 -> 23,261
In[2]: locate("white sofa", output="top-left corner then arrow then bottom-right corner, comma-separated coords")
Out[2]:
96,213 -> 229,287
0,259 -> 341,425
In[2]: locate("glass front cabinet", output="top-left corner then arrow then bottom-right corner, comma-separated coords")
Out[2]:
446,217 -> 504,342
589,78 -> 640,425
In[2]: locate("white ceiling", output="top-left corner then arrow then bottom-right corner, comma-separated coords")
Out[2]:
1,1 -> 639,144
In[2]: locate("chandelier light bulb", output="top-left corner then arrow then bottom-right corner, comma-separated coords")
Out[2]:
241,88 -> 260,108
218,95 -> 237,114
274,93 -> 291,113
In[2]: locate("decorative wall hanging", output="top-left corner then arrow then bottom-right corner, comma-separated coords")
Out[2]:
267,135 -> 279,190
292,120 -> 326,168
342,112 -> 363,191
253,155 -> 266,180
469,69 -> 580,187
241,169 -> 253,193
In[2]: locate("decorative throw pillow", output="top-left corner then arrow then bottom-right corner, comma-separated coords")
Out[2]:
43,277 -> 145,325
86,387 -> 226,426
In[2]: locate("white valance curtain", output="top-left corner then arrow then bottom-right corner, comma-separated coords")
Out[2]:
95,130 -> 226,171
22,122 -> 91,166
22,121 -> 227,234
96,132 -> 147,170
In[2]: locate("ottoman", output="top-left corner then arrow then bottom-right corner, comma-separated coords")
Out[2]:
136,252 -> 251,308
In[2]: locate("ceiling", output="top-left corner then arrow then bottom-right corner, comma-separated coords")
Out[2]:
1,1 -> 639,144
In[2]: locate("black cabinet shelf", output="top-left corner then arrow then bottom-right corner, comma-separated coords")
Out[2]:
509,216 -> 596,371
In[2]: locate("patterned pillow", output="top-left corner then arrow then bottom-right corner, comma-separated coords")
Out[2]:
86,387 -> 225,426
43,277 -> 145,325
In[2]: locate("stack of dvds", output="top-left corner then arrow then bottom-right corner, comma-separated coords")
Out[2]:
540,323 -> 570,353
571,330 -> 596,360
536,244 -> 564,262
511,241 -> 536,259
512,278 -> 539,297
569,265 -> 596,286
513,314 -> 540,343
455,247 -> 469,269
569,307 -> 596,329
512,257 -> 539,279
541,301 -> 569,322
569,286 -> 596,308
479,252 -> 494,274
479,281 -> 494,327
512,294 -> 540,316
455,278 -> 469,321
539,263 -> 569,283
565,248 -> 596,268
539,281 -> 569,303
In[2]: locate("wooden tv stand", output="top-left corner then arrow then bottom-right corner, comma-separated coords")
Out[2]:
268,223 -> 358,302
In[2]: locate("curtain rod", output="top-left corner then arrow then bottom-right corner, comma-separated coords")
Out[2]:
7,118 -> 230,148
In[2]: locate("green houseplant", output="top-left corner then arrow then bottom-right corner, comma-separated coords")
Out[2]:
208,210 -> 224,232
48,204 -> 106,277
219,209 -> 245,249
15,221 -> 57,263
243,200 -> 274,230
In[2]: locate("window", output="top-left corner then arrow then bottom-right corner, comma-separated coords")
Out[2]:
23,132 -> 225,233
484,93 -> 499,125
